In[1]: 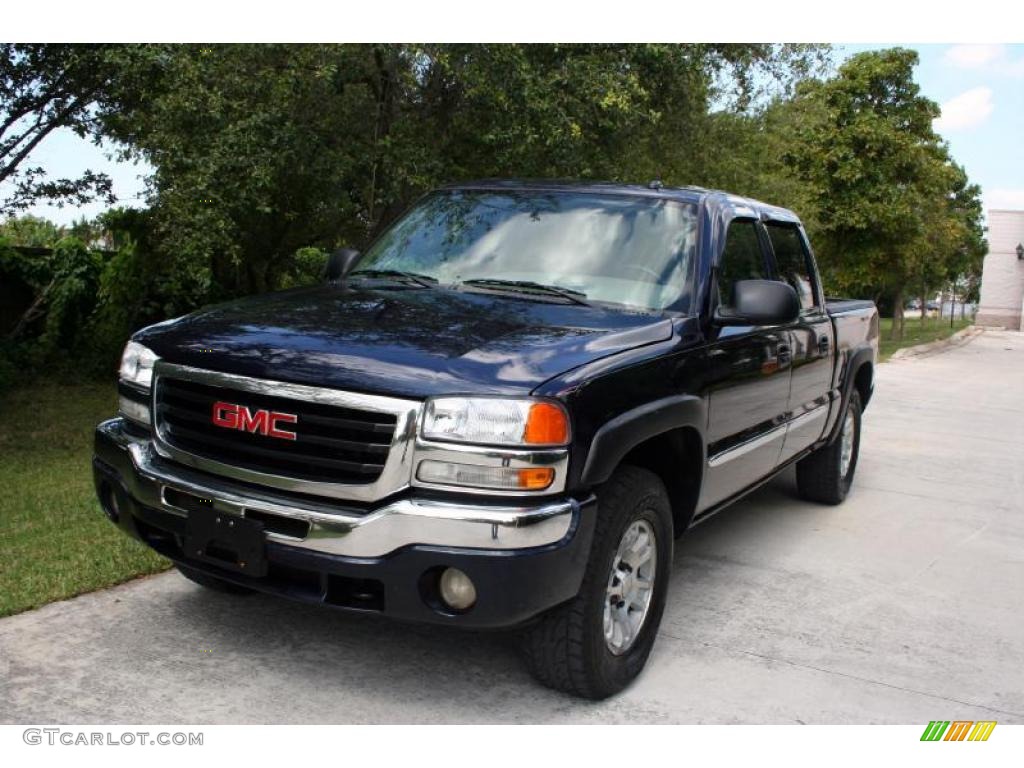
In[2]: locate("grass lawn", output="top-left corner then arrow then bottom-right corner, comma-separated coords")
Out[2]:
0,382 -> 169,618
878,315 -> 974,362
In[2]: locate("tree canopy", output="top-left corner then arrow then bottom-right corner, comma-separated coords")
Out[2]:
94,43 -> 828,298
783,49 -> 986,334
0,43 -> 988,388
0,45 -> 131,214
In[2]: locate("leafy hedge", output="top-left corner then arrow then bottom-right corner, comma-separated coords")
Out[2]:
0,224 -> 328,394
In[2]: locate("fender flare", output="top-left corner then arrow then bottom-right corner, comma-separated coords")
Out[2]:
579,395 -> 706,487
827,345 -> 874,443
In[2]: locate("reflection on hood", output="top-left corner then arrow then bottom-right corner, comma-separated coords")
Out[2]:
136,284 -> 675,398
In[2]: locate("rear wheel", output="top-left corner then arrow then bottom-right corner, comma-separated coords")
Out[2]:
796,390 -> 862,505
521,465 -> 673,699
176,564 -> 254,595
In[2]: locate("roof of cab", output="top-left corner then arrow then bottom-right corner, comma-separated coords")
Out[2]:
442,179 -> 802,224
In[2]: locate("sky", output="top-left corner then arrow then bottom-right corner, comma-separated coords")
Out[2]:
6,43 -> 1024,225
841,44 -> 1024,214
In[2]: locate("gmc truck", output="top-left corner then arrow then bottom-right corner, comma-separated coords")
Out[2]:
93,181 -> 878,699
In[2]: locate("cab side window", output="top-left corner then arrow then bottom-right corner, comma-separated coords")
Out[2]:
766,224 -> 817,311
717,219 -> 767,309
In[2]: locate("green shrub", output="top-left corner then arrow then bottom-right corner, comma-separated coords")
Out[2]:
278,246 -> 327,289
39,238 -> 104,352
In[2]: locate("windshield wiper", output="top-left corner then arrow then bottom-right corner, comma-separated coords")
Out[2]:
348,269 -> 439,288
459,278 -> 591,306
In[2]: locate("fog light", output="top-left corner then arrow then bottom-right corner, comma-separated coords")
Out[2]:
438,567 -> 477,611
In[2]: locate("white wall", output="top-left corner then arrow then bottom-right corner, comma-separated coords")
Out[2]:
976,210 -> 1024,330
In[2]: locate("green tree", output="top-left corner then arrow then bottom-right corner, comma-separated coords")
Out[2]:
942,161 -> 987,308
783,48 -> 984,339
0,214 -> 61,247
0,45 -> 123,214
98,43 -> 827,300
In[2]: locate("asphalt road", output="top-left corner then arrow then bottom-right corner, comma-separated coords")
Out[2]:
2,329 -> 1022,724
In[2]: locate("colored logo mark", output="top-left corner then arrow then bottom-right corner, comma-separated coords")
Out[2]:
920,720 -> 996,741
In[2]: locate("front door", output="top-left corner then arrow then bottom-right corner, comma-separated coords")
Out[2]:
699,217 -> 793,511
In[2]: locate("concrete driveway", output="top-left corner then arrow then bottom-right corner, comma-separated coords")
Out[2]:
2,330 -> 1022,724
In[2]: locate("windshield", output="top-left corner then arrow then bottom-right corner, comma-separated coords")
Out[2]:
356,190 -> 698,312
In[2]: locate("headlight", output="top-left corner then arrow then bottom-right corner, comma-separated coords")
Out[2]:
421,397 -> 570,447
119,341 -> 158,389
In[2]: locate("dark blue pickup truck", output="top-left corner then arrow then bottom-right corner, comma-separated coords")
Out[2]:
94,181 -> 878,698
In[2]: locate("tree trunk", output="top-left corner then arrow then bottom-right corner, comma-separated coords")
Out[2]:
246,258 -> 269,294
5,279 -> 53,340
366,45 -> 395,233
890,289 -> 904,341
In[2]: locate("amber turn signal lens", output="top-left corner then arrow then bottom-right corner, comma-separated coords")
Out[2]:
523,402 -> 570,445
517,467 -> 556,490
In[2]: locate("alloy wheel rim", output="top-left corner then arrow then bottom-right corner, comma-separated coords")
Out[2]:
603,519 -> 657,656
840,409 -> 856,478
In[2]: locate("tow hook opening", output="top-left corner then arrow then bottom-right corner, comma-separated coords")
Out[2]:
324,574 -> 385,612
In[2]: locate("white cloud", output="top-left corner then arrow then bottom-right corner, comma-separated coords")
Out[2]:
934,86 -> 994,132
945,44 -> 1005,68
985,189 -> 1024,212
944,44 -> 1024,77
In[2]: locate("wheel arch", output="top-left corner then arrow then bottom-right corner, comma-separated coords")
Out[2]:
826,346 -> 874,444
853,360 -> 873,409
579,396 -> 706,535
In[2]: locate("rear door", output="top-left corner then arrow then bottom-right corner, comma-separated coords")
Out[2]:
699,217 -> 793,510
764,221 -> 834,462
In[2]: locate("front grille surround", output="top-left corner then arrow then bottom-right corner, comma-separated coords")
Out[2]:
157,377 -> 396,484
151,362 -> 421,502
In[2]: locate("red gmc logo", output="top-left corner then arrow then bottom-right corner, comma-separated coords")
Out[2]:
211,401 -> 298,440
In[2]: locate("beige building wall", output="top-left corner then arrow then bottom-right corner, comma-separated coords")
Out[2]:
976,210 -> 1024,330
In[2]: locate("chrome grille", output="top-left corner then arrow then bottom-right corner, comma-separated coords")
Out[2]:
155,376 -> 398,485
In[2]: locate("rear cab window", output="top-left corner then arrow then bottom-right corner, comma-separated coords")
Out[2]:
765,223 -> 818,312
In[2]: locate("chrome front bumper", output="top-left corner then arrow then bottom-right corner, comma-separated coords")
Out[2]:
95,419 -> 577,559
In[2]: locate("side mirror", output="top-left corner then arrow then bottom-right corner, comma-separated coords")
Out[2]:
325,248 -> 361,282
714,279 -> 800,326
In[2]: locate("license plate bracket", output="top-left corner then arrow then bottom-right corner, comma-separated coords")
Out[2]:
184,511 -> 267,577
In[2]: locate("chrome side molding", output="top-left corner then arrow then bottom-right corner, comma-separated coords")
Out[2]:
708,403 -> 828,468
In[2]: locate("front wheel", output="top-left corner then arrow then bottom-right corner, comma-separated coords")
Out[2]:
521,465 -> 673,699
796,390 -> 862,505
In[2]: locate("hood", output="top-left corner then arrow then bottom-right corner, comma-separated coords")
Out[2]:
135,284 -> 674,399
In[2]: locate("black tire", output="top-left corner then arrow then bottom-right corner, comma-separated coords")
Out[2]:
796,390 -> 862,505
521,465 -> 673,699
175,564 -> 254,595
